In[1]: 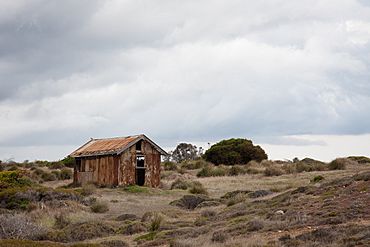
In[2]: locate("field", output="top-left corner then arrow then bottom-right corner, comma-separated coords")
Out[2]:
0,158 -> 369,247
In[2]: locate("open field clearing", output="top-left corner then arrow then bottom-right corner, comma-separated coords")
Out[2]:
0,159 -> 369,247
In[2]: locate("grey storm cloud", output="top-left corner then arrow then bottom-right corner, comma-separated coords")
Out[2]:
1,0 -> 370,160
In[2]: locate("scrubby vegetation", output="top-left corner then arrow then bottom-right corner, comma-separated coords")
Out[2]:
90,201 -> 109,213
204,138 -> 268,165
0,152 -> 369,247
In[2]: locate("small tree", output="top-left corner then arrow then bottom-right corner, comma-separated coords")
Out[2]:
171,143 -> 200,163
204,138 -> 267,165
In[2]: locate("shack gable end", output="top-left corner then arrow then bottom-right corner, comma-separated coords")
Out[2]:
72,135 -> 164,187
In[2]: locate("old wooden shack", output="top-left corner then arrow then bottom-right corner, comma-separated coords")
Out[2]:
70,134 -> 167,187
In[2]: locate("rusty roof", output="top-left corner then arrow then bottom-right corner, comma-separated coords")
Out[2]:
70,134 -> 167,158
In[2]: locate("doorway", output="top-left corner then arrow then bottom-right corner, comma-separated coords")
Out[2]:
136,156 -> 145,186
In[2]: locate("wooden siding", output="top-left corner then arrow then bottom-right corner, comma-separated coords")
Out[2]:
143,140 -> 161,187
118,146 -> 136,186
75,155 -> 119,186
74,139 -> 161,187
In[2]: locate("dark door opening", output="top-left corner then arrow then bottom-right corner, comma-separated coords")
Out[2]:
136,156 -> 145,186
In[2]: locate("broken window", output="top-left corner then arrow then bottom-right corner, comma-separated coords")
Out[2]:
136,156 -> 145,167
136,156 -> 145,186
136,140 -> 142,151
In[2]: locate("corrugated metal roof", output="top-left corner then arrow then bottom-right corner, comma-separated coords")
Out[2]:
70,134 -> 167,157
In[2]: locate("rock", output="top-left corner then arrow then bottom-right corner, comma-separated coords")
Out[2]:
275,210 -> 285,215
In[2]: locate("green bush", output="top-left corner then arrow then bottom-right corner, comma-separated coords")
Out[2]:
60,221 -> 114,242
226,193 -> 246,206
60,168 -> 72,180
296,158 -> 327,172
81,183 -> 96,196
54,213 -> 70,229
228,165 -> 247,176
196,165 -> 227,177
51,170 -> 61,179
264,166 -> 284,176
48,162 -> 65,170
170,179 -> 191,190
204,138 -> 267,165
0,171 -> 32,189
181,159 -> 208,170
41,172 -> 57,182
118,222 -> 146,235
189,181 -> 208,195
347,156 -> 370,164
211,231 -> 229,243
328,158 -> 347,170
149,213 -> 163,232
90,201 -> 109,213
60,156 -> 76,168
162,161 -> 178,171
196,166 -> 212,177
311,175 -> 324,183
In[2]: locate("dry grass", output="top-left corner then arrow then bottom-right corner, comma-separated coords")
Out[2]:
2,159 -> 369,247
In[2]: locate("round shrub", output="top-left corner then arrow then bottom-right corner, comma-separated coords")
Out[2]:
171,179 -> 191,190
311,175 -> 324,183
81,183 -> 96,196
211,231 -> 229,243
163,161 -> 178,171
90,201 -> 109,213
204,138 -> 267,165
328,158 -> 350,170
60,168 -> 72,180
264,166 -> 284,176
189,181 -> 208,195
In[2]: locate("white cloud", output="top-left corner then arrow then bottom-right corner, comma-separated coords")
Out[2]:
0,0 -> 370,160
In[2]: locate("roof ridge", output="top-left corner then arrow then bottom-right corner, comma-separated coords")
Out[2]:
93,134 -> 143,141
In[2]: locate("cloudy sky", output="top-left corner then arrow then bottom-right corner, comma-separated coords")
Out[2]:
1,0 -> 370,162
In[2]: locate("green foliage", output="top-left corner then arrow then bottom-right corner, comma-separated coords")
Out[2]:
329,158 -> 355,170
170,179 -> 192,190
298,158 -> 327,172
181,159 -> 208,170
60,156 -> 76,168
171,143 -> 201,162
162,161 -> 178,171
347,156 -> 370,164
59,168 -> 72,180
189,181 -> 208,195
228,165 -> 247,176
123,185 -> 149,193
47,221 -> 114,242
311,175 -> 324,183
54,213 -> 70,229
211,231 -> 229,243
0,171 -> 32,189
196,165 -> 227,177
204,138 -> 267,165
90,201 -> 109,213
47,162 -> 65,169
81,183 -> 96,196
149,213 -> 163,232
264,166 -> 284,176
41,172 -> 57,181
134,232 -> 157,241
